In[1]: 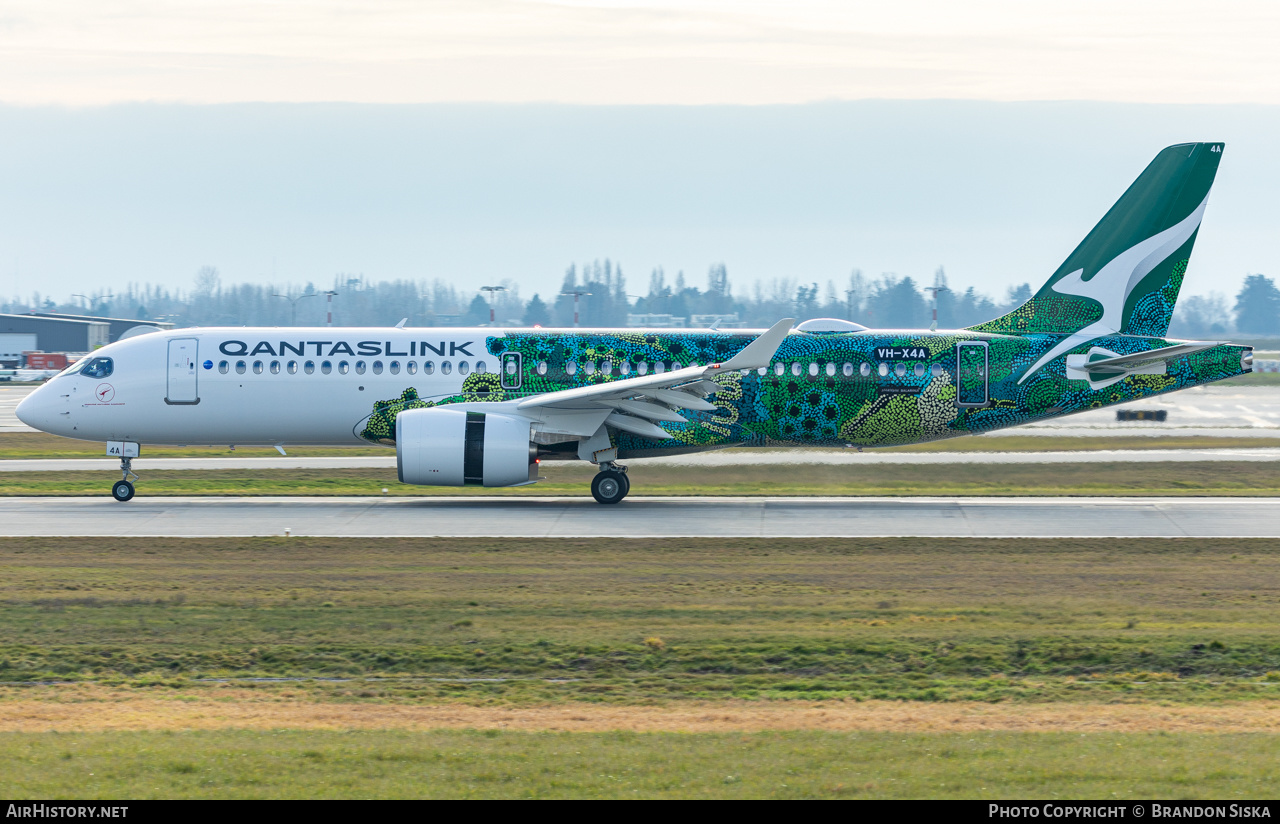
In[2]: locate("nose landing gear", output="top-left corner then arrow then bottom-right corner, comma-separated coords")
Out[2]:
112,456 -> 138,502
591,462 -> 629,504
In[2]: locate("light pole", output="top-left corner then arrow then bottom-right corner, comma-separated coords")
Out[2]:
323,291 -> 338,326
272,291 -> 318,326
924,285 -> 950,331
480,285 -> 507,325
560,289 -> 592,328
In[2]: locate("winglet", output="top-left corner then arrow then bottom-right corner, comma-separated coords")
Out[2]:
715,318 -> 794,372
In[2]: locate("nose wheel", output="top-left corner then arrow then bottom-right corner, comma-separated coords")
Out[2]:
112,480 -> 135,502
591,464 -> 630,504
112,456 -> 138,502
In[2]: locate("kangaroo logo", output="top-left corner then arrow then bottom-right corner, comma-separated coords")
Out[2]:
1018,195 -> 1209,384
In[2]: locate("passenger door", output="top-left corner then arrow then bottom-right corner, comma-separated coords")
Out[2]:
166,338 -> 200,405
955,341 -> 989,408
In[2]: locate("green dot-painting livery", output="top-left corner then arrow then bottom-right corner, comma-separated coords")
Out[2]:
18,143 -> 1252,505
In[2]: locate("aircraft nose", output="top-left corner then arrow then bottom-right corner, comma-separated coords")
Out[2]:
15,386 -> 48,430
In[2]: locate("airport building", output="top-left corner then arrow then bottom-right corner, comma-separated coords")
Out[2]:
0,313 -> 170,367
27,312 -> 174,344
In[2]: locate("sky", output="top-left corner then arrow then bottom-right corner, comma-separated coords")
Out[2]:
5,1 -> 1279,106
1,2 -> 1277,305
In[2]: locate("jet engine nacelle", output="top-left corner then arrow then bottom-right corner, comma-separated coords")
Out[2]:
396,408 -> 537,487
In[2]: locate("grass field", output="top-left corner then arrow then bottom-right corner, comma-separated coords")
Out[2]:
6,460 -> 1280,497
3,536 -> 1278,703
4,729 -> 1279,799
4,535 -> 1279,799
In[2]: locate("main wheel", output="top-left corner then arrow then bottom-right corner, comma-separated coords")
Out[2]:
591,471 -> 628,504
111,480 -> 135,502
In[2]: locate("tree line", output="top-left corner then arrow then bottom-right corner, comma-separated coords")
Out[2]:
3,262 -> 1277,337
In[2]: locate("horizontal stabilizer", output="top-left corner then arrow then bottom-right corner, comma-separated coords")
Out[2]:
1074,342 -> 1222,374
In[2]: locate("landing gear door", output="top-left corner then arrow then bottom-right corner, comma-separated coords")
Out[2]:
166,338 -> 200,405
956,341 -> 989,408
501,352 -> 522,390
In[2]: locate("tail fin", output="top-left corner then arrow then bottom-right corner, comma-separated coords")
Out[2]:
970,142 -> 1223,338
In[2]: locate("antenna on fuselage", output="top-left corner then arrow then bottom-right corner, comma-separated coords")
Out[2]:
395,318 -> 408,328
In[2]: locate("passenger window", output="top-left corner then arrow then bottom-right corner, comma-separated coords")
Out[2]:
218,361 -> 229,374
459,361 -> 470,375
565,361 -> 578,376
338,361 -> 350,375
441,361 -> 452,375
287,361 -> 298,374
931,364 -> 943,378
355,361 -> 366,375
914,363 -> 926,378
536,361 -> 548,376
253,361 -> 264,374
79,357 -> 113,379
654,362 -> 666,374
637,362 -> 649,376
584,362 -> 597,375
773,363 -> 784,376
620,361 -> 631,376
808,363 -> 819,377
270,361 -> 281,375
826,363 -> 836,377
321,360 -> 332,375
475,361 -> 487,374
407,361 -> 418,375
861,362 -> 871,378
372,361 -> 383,375
423,361 -> 434,375
842,363 -> 854,377
236,361 -> 247,375
791,363 -> 802,376
894,363 -> 907,377
602,359 -> 613,375
877,363 -> 888,378
757,367 -> 767,376
304,361 -> 315,374
389,361 -> 400,375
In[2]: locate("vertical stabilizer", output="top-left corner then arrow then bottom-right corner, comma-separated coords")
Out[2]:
971,143 -> 1223,340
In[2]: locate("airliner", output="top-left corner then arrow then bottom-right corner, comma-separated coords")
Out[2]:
17,143 -> 1252,504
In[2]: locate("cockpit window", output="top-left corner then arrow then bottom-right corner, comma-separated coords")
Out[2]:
79,357 -> 114,379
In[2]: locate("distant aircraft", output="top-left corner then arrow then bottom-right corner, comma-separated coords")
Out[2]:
19,143 -> 1250,504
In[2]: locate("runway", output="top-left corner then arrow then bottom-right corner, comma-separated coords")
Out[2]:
2,496 -> 1277,538
6,447 -> 1280,472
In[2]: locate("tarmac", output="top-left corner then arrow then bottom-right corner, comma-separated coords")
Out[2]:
5,447 -> 1280,472
2,496 -> 1276,538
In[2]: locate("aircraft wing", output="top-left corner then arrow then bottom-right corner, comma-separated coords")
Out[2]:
514,317 -> 794,438
1076,342 -> 1223,374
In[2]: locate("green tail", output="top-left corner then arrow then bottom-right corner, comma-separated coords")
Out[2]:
971,142 -> 1223,338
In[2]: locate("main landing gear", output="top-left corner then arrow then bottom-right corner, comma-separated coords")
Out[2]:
591,463 -> 630,505
112,456 -> 138,502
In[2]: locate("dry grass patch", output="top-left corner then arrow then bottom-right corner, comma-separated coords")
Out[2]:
5,693 -> 1280,734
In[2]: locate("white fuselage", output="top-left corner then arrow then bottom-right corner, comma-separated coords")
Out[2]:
17,327 -> 501,447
